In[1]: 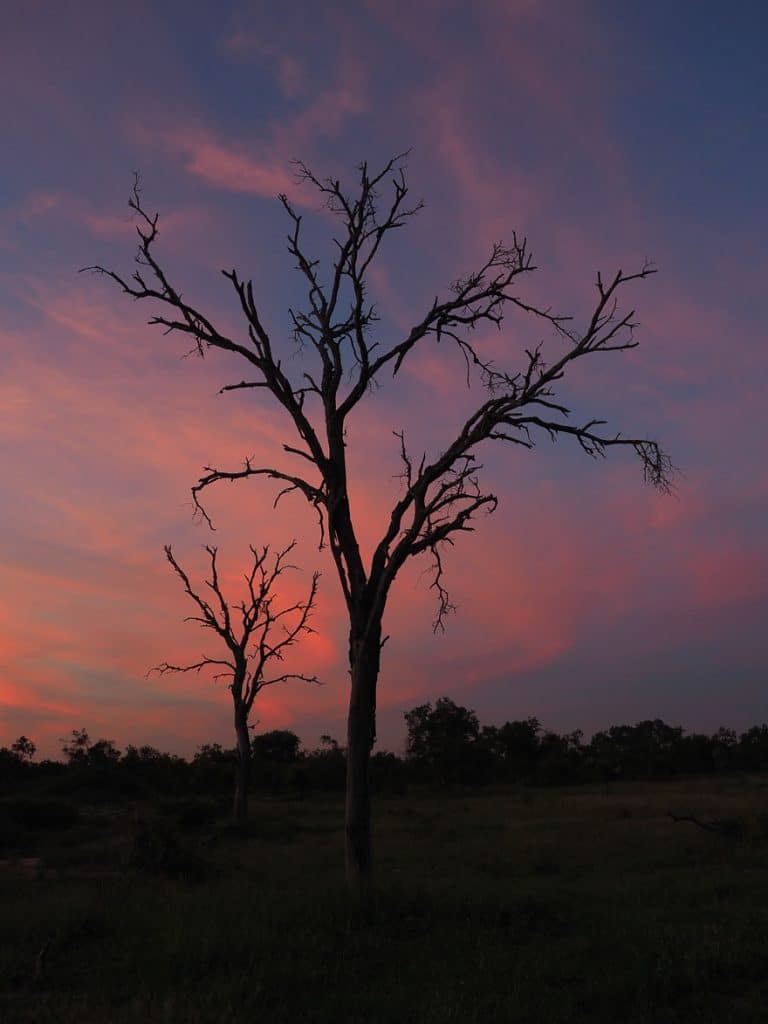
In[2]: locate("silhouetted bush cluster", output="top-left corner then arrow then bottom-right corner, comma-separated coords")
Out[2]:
129,820 -> 209,879
3,797 -> 79,830
3,710 -> 768,806
402,700 -> 768,786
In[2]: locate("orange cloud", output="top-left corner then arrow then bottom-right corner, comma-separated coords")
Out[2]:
173,136 -> 296,197
2,0 -> 766,757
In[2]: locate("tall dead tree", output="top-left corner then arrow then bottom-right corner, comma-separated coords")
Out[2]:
87,155 -> 672,911
153,543 -> 319,821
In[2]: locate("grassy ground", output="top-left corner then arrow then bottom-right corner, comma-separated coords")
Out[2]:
2,776 -> 768,1022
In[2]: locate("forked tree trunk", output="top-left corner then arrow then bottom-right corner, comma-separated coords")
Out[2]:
345,623 -> 381,919
234,704 -> 251,822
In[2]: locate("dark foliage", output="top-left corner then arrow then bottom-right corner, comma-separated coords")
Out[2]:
252,730 -> 302,765
402,700 -> 768,788
370,751 -> 409,796
86,154 -> 672,902
405,698 -> 482,784
129,821 -> 209,880
301,736 -> 347,792
0,745 -> 32,789
121,745 -> 190,793
162,797 -> 220,831
5,705 -> 768,811
3,797 -> 79,831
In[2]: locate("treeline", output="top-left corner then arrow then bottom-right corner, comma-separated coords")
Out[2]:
3,698 -> 768,800
401,699 -> 768,786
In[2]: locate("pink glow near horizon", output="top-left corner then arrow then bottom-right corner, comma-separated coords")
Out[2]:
1,2 -> 766,758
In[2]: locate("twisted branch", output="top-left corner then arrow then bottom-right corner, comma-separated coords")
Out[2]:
151,543 -> 320,712
90,156 -> 672,637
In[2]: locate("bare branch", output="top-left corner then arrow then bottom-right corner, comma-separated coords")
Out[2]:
668,812 -> 744,838
150,657 -> 235,677
91,164 -> 671,631
510,416 -> 674,493
191,458 -> 326,548
153,542 -> 320,715
425,543 -> 456,634
255,672 -> 322,691
95,153 -> 673,879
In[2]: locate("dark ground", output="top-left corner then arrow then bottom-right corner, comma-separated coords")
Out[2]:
2,776 -> 767,1022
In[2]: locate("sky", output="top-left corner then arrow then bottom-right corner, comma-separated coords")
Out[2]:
1,0 -> 767,759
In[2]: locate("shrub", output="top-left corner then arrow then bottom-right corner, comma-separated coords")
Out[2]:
370,751 -> 408,795
169,798 -> 219,830
129,822 -> 208,879
47,765 -> 148,802
4,798 -> 79,830
0,809 -> 22,851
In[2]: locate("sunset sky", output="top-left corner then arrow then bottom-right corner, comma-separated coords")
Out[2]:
2,1 -> 767,759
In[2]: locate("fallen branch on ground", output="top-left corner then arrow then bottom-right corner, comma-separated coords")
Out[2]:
668,812 -> 744,838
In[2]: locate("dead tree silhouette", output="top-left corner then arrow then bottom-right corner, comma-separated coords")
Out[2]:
87,154 -> 672,914
152,543 -> 319,822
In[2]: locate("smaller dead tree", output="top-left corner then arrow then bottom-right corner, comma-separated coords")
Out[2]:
154,542 -> 319,821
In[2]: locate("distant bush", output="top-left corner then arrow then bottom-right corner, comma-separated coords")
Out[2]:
370,751 -> 408,796
4,797 -> 79,831
160,797 -> 219,830
252,730 -> 302,765
129,822 -> 208,880
302,737 -> 346,791
0,809 -> 22,851
191,743 -> 236,794
47,764 -> 148,802
9,710 -> 768,807
122,745 -> 191,793
0,747 -> 31,790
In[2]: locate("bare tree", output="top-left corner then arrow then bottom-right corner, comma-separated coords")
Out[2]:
86,155 -> 672,912
153,543 -> 319,821
10,736 -> 36,762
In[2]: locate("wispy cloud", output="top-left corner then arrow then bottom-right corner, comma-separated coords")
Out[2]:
1,0 -> 766,755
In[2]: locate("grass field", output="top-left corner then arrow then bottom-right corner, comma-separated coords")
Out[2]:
2,776 -> 768,1022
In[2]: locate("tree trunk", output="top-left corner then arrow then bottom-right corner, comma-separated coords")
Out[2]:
233,704 -> 251,822
345,623 -> 380,920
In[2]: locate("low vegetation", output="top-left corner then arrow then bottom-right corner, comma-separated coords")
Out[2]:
2,708 -> 768,1021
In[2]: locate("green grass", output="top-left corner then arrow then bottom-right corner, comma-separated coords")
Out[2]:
2,777 -> 768,1022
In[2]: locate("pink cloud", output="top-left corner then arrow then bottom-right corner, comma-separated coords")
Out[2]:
689,545 -> 768,610
0,187 -> 214,263
278,56 -> 305,98
0,274 -> 354,753
83,204 -> 211,243
128,55 -> 366,201
18,192 -> 61,217
220,29 -> 272,58
173,136 -> 296,196
0,263 -> 763,756
3,197 -> 755,757
218,26 -> 305,97
277,56 -> 366,145
1,0 -> 765,759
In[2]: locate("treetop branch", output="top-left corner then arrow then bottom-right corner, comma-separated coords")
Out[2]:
93,156 -> 671,636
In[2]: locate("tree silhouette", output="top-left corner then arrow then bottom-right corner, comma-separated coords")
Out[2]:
483,718 -> 542,780
252,729 -> 302,764
405,697 -> 481,785
10,736 -> 36,762
87,154 -> 672,912
153,543 -> 319,821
